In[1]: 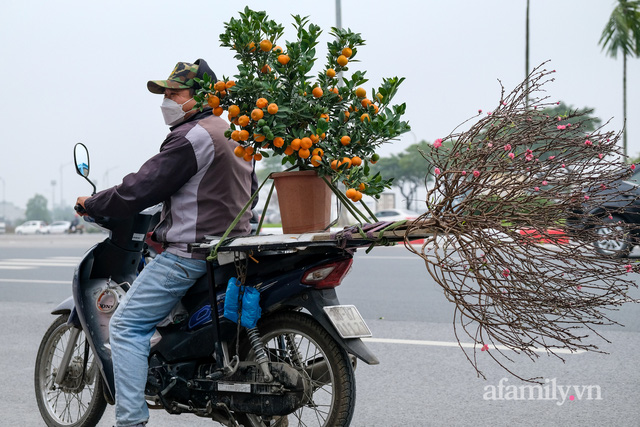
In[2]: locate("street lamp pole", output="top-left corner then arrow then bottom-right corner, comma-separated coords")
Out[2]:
0,177 -> 5,221
60,161 -> 72,209
50,180 -> 56,220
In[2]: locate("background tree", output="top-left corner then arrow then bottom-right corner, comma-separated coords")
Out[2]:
599,0 -> 640,158
372,140 -> 433,210
25,194 -> 51,223
255,155 -> 286,183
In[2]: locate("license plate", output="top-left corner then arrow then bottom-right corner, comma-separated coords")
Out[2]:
323,305 -> 372,339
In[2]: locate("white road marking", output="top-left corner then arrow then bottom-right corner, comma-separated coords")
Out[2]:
0,257 -> 80,269
362,337 -> 585,355
0,278 -> 69,285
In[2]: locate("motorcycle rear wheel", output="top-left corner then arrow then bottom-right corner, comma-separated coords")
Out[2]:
34,314 -> 107,427
236,311 -> 356,427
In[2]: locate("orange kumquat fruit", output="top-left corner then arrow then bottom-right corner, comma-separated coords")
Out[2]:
251,109 -> 264,121
238,130 -> 250,141
228,105 -> 240,117
298,148 -> 311,159
207,95 -> 220,108
233,146 -> 246,157
277,54 -> 290,65
267,103 -> 279,114
238,115 -> 250,127
259,39 -> 272,52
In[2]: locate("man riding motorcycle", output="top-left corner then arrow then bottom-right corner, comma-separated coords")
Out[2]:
75,59 -> 257,427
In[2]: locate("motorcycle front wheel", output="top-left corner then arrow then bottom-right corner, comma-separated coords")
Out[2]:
236,310 -> 356,427
34,314 -> 107,427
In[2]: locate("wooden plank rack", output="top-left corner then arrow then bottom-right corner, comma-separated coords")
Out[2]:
189,220 -> 435,259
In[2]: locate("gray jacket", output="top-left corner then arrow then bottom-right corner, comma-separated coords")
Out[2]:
84,110 -> 256,259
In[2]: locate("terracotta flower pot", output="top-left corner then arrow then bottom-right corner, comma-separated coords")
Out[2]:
271,170 -> 332,234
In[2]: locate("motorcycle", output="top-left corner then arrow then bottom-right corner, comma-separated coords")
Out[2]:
34,143 -> 378,427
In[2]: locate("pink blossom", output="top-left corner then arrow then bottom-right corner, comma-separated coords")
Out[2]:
508,152 -> 515,159
478,109 -> 483,114
502,268 -> 510,278
434,167 -> 441,175
608,215 -> 613,219
598,153 -> 603,159
584,195 -> 590,201
567,123 -> 572,127
542,180 -> 548,186
502,101 -> 507,106
557,125 -> 566,130
473,170 -> 480,178
461,170 -> 467,175
433,138 -> 443,148
562,164 -> 566,168
556,101 -> 560,105
557,116 -> 562,121
600,184 -> 607,190
549,155 -> 556,160
487,143 -> 493,148
503,144 -> 512,151
577,285 -> 582,291
585,139 -> 592,146
534,187 -> 540,191
487,112 -> 492,115
525,149 -> 534,162
625,264 -> 633,273
632,164 -> 637,171
481,344 -> 489,352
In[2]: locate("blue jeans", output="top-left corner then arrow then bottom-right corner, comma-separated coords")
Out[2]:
109,251 -> 207,426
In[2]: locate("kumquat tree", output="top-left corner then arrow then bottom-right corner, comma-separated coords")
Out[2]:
402,63 -> 640,381
194,7 -> 409,212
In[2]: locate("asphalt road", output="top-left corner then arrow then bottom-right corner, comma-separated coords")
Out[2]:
1,234 -> 639,426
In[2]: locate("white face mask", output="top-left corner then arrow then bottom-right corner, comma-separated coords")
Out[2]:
160,97 -> 194,126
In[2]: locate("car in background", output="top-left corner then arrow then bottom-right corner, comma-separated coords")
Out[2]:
373,208 -> 421,222
46,220 -> 72,234
570,167 -> 640,257
15,220 -> 48,235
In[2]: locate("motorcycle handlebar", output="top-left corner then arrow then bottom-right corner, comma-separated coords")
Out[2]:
74,204 -> 100,223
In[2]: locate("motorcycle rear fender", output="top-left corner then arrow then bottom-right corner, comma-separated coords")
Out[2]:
292,288 -> 379,365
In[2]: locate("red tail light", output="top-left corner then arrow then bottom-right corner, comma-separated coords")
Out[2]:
301,258 -> 353,289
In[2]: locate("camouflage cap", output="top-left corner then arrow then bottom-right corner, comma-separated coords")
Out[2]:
147,62 -> 199,94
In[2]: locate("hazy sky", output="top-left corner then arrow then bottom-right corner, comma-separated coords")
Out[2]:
1,0 -> 638,211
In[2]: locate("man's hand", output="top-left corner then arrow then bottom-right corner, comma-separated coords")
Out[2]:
75,196 -> 90,216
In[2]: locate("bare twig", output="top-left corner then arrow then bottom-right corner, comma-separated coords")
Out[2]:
405,63 -> 638,381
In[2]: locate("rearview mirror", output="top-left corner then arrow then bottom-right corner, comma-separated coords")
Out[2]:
73,143 -> 96,195
74,143 -> 90,177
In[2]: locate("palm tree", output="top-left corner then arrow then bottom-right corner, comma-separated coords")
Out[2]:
525,0 -> 530,108
599,0 -> 640,158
